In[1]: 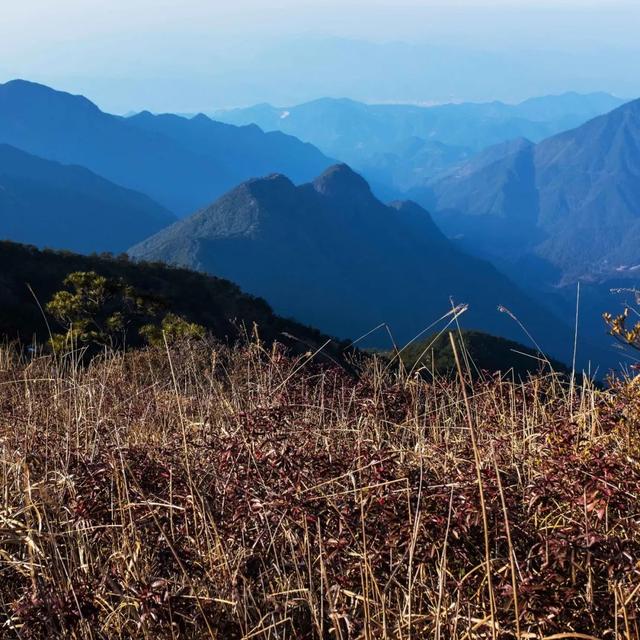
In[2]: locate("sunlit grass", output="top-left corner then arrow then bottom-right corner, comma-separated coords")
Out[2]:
0,339 -> 638,639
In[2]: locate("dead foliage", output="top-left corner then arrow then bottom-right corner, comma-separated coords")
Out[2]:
0,341 -> 638,638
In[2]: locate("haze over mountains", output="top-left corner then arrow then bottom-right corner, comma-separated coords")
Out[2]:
3,7 -> 640,632
418,99 -> 640,285
214,93 -> 626,193
0,80 -> 333,216
0,77 -> 638,373
129,163 -> 579,363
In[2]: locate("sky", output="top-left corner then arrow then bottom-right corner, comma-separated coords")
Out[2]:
1,0 -> 639,113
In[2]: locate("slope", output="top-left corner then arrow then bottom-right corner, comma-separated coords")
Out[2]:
0,79 -> 333,216
0,144 -> 175,253
421,98 -> 640,283
129,164 -> 577,364
0,240 -> 349,361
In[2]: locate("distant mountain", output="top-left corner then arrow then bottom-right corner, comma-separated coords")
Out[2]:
129,164 -> 579,364
124,111 -> 334,206
418,98 -> 640,284
0,144 -> 175,253
0,80 -> 333,216
414,138 -> 543,263
0,241 -> 350,363
515,91 -> 627,123
358,138 -> 473,193
214,93 -> 625,192
407,99 -> 640,368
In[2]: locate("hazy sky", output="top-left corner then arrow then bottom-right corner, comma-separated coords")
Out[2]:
1,0 -> 639,112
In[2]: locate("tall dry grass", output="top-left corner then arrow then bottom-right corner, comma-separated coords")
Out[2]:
0,338 -> 638,639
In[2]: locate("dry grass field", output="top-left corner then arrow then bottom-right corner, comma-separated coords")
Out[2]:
0,338 -> 638,639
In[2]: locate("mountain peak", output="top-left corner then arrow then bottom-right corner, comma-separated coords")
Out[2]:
241,173 -> 297,202
0,79 -> 100,114
129,110 -> 154,120
2,79 -> 51,92
312,164 -> 373,200
251,172 -> 294,187
388,199 -> 429,215
129,163 -> 573,360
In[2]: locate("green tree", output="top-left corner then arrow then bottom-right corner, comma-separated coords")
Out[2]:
46,271 -> 204,353
140,312 -> 206,347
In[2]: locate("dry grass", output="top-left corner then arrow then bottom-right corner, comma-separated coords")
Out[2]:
0,339 -> 639,639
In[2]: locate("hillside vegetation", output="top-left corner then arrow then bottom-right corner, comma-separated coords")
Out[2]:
0,241 -> 348,361
0,338 -> 637,638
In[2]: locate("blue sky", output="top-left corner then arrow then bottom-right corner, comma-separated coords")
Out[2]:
2,0 -> 639,112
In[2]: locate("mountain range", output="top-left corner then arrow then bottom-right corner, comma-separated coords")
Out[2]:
214,93 -> 625,193
129,164 -> 582,364
0,80 -> 333,216
0,144 -> 175,253
417,98 -> 640,285
402,98 -> 640,363
0,78 -> 635,373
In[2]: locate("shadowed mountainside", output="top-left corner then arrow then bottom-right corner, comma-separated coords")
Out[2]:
416,99 -> 640,284
391,329 -> 570,379
0,144 -> 175,253
0,80 -> 333,216
129,164 -> 587,366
